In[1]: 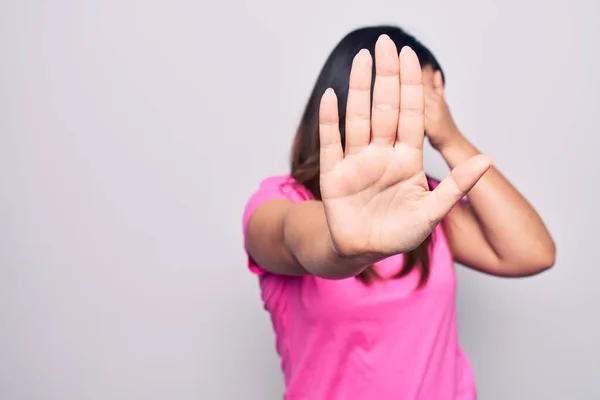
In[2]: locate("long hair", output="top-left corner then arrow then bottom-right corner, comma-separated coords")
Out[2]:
290,25 -> 445,287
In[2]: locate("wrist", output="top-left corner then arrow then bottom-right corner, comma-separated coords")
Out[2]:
283,201 -> 379,278
437,133 -> 480,168
327,237 -> 381,277
326,228 -> 390,276
432,126 -> 464,152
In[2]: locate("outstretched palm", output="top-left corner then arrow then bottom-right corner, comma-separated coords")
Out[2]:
319,35 -> 491,258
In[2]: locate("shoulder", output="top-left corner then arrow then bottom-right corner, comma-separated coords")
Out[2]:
241,175 -> 313,277
242,174 -> 313,232
256,174 -> 311,199
244,174 -> 312,210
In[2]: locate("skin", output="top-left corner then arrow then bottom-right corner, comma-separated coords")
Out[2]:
245,35 -> 498,279
422,67 -> 555,276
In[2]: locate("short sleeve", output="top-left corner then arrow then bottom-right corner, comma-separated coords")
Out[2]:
427,177 -> 468,205
242,175 -> 312,275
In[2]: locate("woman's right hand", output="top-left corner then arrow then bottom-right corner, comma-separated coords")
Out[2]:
319,35 -> 492,259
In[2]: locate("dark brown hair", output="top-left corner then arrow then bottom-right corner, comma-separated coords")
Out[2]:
290,26 -> 445,287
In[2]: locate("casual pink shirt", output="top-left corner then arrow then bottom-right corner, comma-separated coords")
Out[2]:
242,175 -> 476,400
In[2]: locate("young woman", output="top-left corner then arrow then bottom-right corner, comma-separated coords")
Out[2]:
242,26 -> 555,400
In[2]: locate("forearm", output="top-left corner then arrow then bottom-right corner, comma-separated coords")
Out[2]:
283,201 -> 380,279
438,134 -> 555,265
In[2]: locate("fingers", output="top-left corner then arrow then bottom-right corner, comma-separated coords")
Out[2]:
319,88 -> 343,174
371,35 -> 400,147
423,154 -> 493,224
345,49 -> 373,155
397,46 -> 425,149
433,70 -> 445,95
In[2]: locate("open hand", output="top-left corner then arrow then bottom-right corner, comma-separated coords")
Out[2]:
318,35 -> 492,259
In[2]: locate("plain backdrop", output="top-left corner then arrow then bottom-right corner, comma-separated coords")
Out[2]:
1,0 -> 599,399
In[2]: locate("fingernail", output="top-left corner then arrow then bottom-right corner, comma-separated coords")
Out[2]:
400,46 -> 412,55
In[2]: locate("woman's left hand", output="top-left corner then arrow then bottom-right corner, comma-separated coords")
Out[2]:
422,66 -> 556,276
423,68 -> 461,151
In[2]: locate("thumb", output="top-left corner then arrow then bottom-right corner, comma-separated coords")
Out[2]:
422,154 -> 493,225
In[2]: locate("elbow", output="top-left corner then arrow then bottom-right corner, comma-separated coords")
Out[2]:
525,241 -> 557,275
499,242 -> 556,277
540,235 -> 557,268
539,241 -> 557,271
533,255 -> 555,275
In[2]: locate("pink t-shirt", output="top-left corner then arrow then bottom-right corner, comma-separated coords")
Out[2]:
242,175 -> 476,400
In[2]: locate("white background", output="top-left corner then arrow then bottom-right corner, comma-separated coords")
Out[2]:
1,0 -> 598,399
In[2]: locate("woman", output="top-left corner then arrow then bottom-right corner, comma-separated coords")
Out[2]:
242,26 -> 555,400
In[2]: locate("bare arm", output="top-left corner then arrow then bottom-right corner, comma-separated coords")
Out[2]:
439,135 -> 556,276
245,199 -> 380,279
422,68 -> 555,276
244,38 -> 491,281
